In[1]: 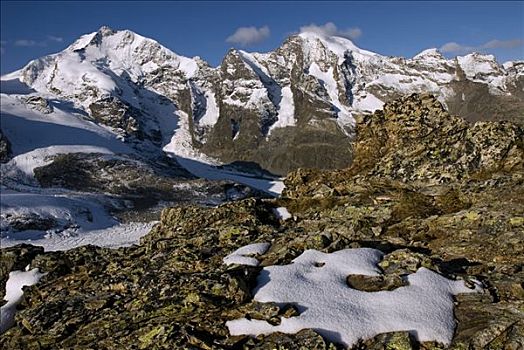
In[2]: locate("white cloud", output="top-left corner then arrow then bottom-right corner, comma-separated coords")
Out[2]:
14,39 -> 40,47
299,22 -> 362,40
482,39 -> 523,49
46,35 -> 63,43
440,42 -> 474,54
339,27 -> 362,40
13,35 -> 65,48
226,26 -> 270,46
440,39 -> 523,54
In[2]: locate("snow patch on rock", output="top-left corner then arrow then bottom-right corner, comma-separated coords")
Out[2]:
199,89 -> 219,127
227,248 -> 480,347
352,93 -> 384,112
223,242 -> 271,266
269,86 -> 295,133
1,266 -> 45,334
273,207 -> 292,221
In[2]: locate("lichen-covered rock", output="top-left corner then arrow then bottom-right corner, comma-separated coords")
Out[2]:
283,93 -> 523,197
362,331 -> 416,350
1,94 -> 523,349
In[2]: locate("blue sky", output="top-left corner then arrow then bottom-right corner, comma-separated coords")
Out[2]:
1,1 -> 523,74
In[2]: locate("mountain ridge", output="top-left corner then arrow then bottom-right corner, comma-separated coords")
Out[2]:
2,26 -> 523,175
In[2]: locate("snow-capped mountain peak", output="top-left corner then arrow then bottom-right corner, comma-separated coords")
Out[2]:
297,32 -> 379,64
413,48 -> 444,60
457,52 -> 503,78
15,27 -> 199,107
75,27 -> 198,77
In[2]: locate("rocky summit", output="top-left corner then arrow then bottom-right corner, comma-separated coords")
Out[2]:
1,94 -> 523,349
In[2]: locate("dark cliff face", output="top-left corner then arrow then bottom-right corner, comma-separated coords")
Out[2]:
2,94 -> 523,349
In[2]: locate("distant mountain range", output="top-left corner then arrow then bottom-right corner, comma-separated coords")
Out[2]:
2,26 -> 522,175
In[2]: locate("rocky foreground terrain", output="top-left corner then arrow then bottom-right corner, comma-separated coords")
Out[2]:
1,94 -> 523,349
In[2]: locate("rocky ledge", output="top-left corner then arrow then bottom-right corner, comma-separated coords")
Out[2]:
1,94 -> 523,349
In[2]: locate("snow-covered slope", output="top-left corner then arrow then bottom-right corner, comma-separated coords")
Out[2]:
0,29 -> 286,248
15,26 -> 197,107
0,92 -> 281,248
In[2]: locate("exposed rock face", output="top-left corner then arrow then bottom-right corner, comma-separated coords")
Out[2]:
89,97 -> 150,142
31,152 -> 266,221
33,153 -> 193,194
9,27 -> 524,175
1,94 -> 522,349
3,214 -> 57,233
23,96 -> 53,114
